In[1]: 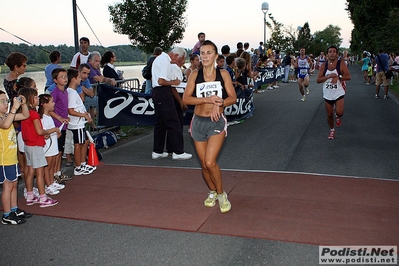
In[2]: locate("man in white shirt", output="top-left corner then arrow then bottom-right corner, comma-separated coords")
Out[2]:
70,37 -> 91,69
150,47 -> 192,161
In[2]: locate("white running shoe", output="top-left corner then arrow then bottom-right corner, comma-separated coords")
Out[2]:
52,182 -> 65,190
172,152 -> 193,160
217,192 -> 231,213
82,163 -> 96,172
45,184 -> 60,195
24,187 -> 39,199
328,129 -> 336,140
152,152 -> 168,160
74,167 -> 92,176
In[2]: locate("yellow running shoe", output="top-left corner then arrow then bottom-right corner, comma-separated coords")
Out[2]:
204,191 -> 217,207
217,192 -> 231,213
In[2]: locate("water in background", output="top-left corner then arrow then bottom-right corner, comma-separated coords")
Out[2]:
0,65 -> 145,95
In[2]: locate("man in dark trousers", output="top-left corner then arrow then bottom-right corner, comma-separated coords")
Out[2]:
282,52 -> 292,83
151,47 -> 192,160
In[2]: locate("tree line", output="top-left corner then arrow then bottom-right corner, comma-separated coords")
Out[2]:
108,0 -> 344,56
346,0 -> 399,54
266,15 -> 343,56
107,0 -> 399,57
5,0 -> 397,67
0,42 -> 148,65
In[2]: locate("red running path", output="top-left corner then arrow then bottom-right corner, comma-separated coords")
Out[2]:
17,164 -> 399,247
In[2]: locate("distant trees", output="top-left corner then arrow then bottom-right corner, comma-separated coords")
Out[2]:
346,0 -> 399,54
296,22 -> 314,53
266,15 -> 342,55
265,13 -> 292,53
0,42 -> 147,65
108,0 -> 188,54
310,25 -> 343,55
35,51 -> 48,64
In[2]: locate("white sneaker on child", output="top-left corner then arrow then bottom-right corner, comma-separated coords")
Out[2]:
24,187 -> 39,199
45,184 -> 60,195
52,182 -> 65,190
74,167 -> 92,176
81,162 -> 96,172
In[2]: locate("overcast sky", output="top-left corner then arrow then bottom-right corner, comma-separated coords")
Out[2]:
0,0 -> 353,51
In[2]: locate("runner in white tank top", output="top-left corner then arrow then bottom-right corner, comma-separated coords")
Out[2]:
294,48 -> 313,101
317,45 -> 351,140
323,68 -> 346,101
317,52 -> 327,68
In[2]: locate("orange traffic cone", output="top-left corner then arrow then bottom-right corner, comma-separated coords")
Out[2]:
88,142 -> 100,167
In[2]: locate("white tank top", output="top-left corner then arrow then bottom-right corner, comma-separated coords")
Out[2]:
297,56 -> 310,76
318,56 -> 326,66
323,69 -> 345,100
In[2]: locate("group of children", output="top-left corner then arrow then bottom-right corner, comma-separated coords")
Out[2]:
1,67 -> 96,225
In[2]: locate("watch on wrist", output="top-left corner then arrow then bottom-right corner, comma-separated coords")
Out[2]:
339,75 -> 343,80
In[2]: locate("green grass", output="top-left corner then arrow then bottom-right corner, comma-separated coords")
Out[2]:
120,126 -> 153,136
390,78 -> 399,96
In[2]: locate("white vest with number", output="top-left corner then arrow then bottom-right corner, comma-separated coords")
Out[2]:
323,69 -> 345,100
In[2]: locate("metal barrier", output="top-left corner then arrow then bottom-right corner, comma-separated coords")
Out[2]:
118,78 -> 143,93
91,78 -> 143,94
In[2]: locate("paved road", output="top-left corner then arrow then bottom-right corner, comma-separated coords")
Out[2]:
2,65 -> 398,265
105,65 -> 399,181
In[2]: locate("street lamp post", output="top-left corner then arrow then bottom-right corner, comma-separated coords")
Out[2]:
297,26 -> 302,54
261,2 -> 269,46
